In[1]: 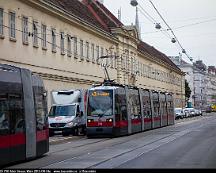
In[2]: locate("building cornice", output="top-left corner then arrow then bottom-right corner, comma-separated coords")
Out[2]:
138,51 -> 184,75
18,0 -> 119,44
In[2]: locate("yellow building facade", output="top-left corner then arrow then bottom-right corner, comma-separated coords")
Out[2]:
0,0 -> 185,109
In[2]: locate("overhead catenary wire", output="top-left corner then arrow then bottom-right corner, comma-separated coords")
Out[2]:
142,18 -> 216,34
148,0 -> 192,61
137,5 -> 173,40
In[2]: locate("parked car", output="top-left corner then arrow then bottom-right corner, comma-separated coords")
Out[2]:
183,108 -> 196,117
174,108 -> 184,119
182,108 -> 190,118
194,109 -> 202,116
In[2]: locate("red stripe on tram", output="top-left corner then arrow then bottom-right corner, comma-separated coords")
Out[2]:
162,115 -> 168,119
0,133 -> 26,148
131,119 -> 141,125
154,117 -> 161,121
87,121 -> 113,127
144,118 -> 152,123
36,129 -> 49,142
115,120 -> 128,128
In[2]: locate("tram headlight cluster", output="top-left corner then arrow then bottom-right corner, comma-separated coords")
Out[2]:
106,118 -> 113,122
87,119 -> 94,123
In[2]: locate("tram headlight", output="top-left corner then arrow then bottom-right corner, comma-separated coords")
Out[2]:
87,119 -> 94,123
106,118 -> 113,122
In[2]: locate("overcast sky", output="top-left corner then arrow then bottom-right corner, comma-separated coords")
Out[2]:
104,0 -> 216,66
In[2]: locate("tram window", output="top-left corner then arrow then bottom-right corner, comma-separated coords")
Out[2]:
142,91 -> 151,118
0,94 -> 10,135
34,87 -> 47,131
152,93 -> 159,117
88,90 -> 113,116
8,94 -> 24,134
160,94 -> 166,116
115,91 -> 127,121
128,90 -> 140,119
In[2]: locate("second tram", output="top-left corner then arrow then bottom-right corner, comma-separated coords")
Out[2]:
0,64 -> 49,167
86,81 -> 174,137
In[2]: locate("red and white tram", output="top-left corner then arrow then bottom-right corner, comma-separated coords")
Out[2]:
0,64 -> 49,167
86,81 -> 174,137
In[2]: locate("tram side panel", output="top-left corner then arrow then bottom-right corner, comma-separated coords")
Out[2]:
32,75 -> 49,157
140,89 -> 152,131
152,91 -> 161,128
167,94 -> 175,125
126,88 -> 142,134
160,93 -> 168,127
114,88 -> 128,136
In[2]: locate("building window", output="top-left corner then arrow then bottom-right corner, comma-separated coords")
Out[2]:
96,45 -> 100,64
73,37 -> 77,58
51,28 -> 56,52
110,50 -> 114,68
114,52 -> 117,69
125,50 -> 129,72
91,43 -> 95,63
60,32 -> 65,55
100,47 -> 104,57
9,11 -> 16,39
67,35 -> 72,57
41,24 -> 46,49
86,41 -> 89,61
101,47 -> 105,65
80,39 -> 84,60
131,57 -> 134,74
22,16 -> 28,44
33,21 -> 38,47
105,49 -> 111,67
0,8 -> 3,36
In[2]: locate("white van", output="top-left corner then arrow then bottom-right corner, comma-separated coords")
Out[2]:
48,89 -> 87,136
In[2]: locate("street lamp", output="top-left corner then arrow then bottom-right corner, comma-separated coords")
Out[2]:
155,23 -> 161,29
130,0 -> 138,6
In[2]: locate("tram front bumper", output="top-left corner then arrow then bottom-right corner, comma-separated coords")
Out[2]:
87,127 -> 114,136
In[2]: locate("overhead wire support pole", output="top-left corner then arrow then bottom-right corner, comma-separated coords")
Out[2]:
98,55 -> 116,81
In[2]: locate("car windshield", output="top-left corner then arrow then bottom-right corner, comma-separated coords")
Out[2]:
87,90 -> 113,116
49,105 -> 76,117
175,109 -> 182,113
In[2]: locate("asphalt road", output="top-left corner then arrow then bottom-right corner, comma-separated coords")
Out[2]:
7,113 -> 216,169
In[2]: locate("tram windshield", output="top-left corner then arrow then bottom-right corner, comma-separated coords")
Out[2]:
88,90 -> 113,116
49,105 -> 76,117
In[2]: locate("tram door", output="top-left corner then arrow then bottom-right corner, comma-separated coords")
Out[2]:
167,94 -> 175,125
160,93 -> 168,127
114,88 -> 128,135
141,89 -> 152,130
126,88 -> 142,134
152,91 -> 161,128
